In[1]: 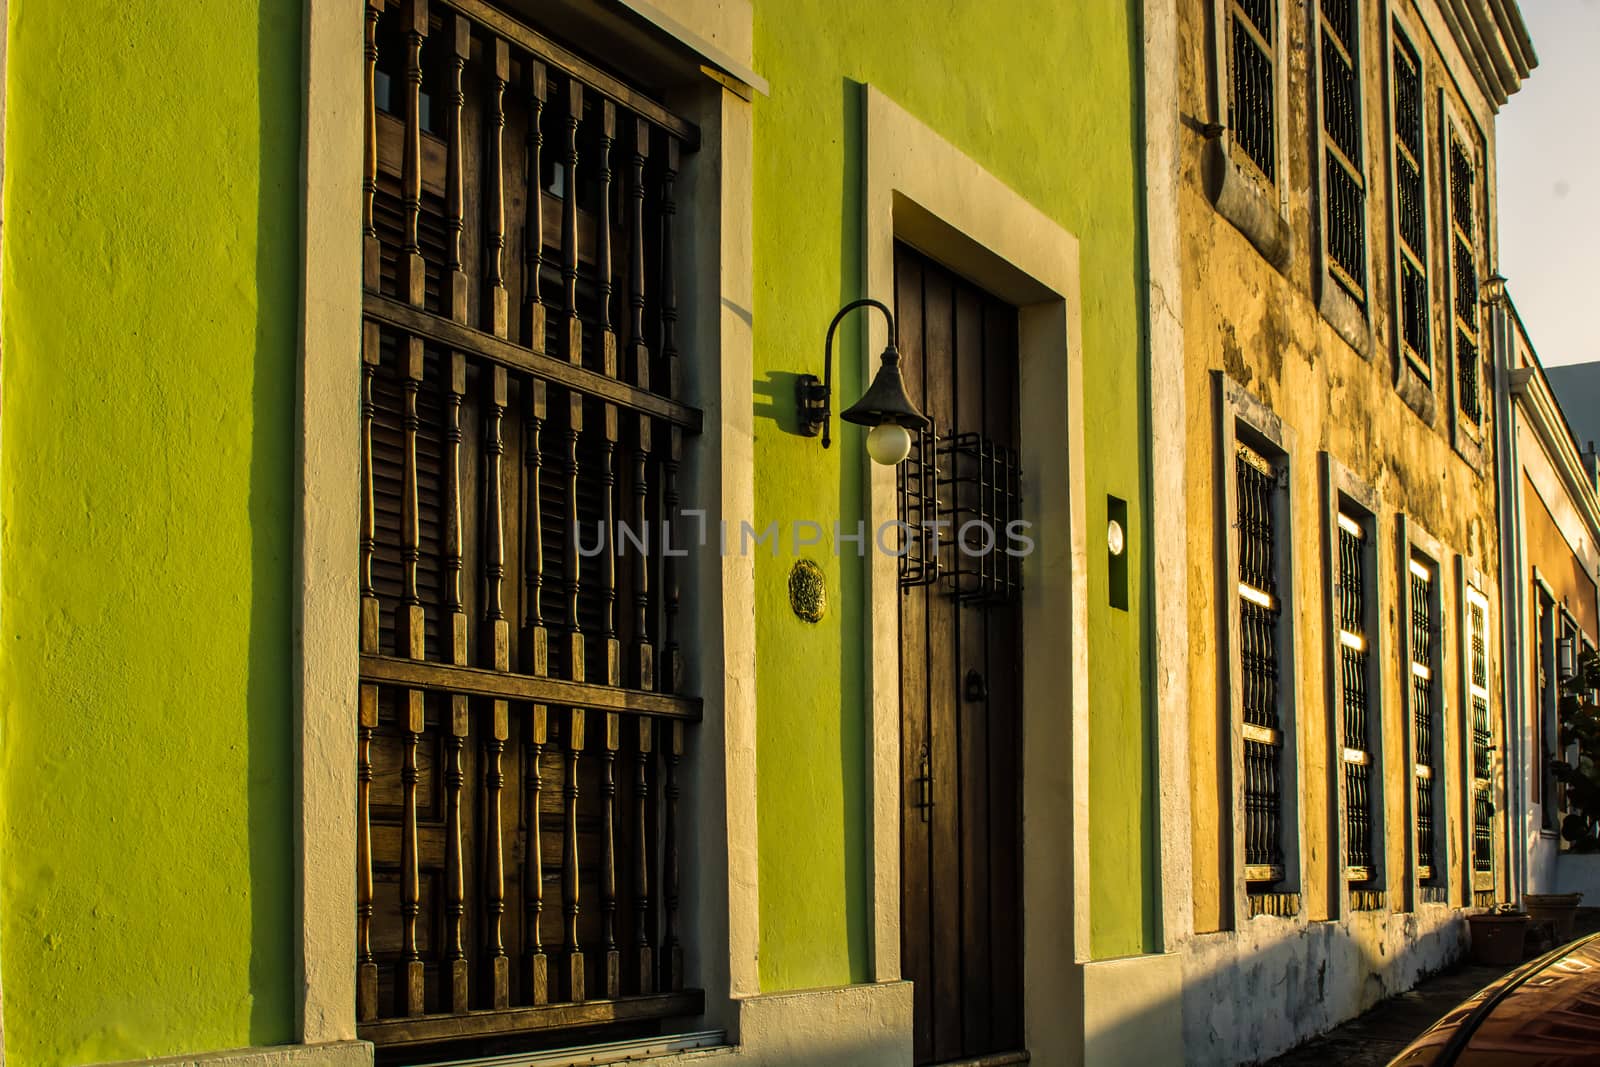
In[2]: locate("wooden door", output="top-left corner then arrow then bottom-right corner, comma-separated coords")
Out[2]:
895,243 -> 1024,1066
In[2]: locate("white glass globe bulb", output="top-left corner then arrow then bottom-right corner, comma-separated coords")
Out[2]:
866,422 -> 913,465
1107,518 -> 1126,557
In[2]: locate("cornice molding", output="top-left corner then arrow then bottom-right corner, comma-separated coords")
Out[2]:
1511,365 -> 1600,544
1437,0 -> 1536,111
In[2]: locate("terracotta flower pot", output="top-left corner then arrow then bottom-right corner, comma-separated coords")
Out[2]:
1526,893 -> 1584,943
1468,912 -> 1531,966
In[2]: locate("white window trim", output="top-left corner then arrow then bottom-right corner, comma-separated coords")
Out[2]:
1384,7 -> 1437,423
1205,0 -> 1294,270
1311,0 -> 1376,358
1460,576 -> 1496,894
1398,515 -> 1451,908
1320,453 -> 1386,920
1215,373 -> 1305,925
1439,89 -> 1489,470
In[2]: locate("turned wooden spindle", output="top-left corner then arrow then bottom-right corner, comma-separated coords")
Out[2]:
399,693 -> 425,1016
399,341 -> 426,659
563,708 -> 587,1002
662,720 -> 683,991
399,0 -> 428,307
564,394 -> 585,684
484,37 -> 510,337
362,0 -> 386,291
483,364 -> 511,1007
627,119 -> 654,690
522,380 -> 549,676
602,712 -> 621,997
659,139 -> 682,694
524,704 -> 549,1004
597,101 -> 618,375
444,698 -> 469,1012
444,15 -> 469,320
561,80 -> 584,363
600,407 -> 620,687
484,702 -> 510,1008
634,718 -> 655,994
443,353 -> 467,658
357,706 -> 378,1021
525,61 -> 548,349
360,351 -> 380,653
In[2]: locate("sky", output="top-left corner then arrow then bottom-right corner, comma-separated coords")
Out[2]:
1495,1 -> 1600,367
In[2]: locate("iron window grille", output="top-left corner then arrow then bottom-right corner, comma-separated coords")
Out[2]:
1227,0 -> 1278,184
1537,589 -> 1557,830
356,0 -> 705,1047
898,428 -> 1022,604
1319,0 -> 1367,304
1467,592 -> 1493,879
1337,512 -> 1375,881
1392,27 -> 1431,379
1409,558 -> 1440,882
1237,444 -> 1286,885
1449,135 -> 1482,425
1558,613 -> 1583,846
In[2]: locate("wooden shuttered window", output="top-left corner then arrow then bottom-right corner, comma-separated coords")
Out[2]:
1447,132 -> 1483,426
1227,0 -> 1279,184
356,0 -> 704,1051
1408,557 -> 1441,887
1391,25 -> 1431,379
1336,512 -> 1377,887
1237,443 -> 1288,889
1319,0 -> 1367,305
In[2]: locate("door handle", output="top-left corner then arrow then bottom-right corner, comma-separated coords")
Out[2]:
965,669 -> 988,703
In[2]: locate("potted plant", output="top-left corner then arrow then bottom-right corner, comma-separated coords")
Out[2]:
1468,904 -> 1531,966
1526,891 -> 1584,942
1552,647 -> 1600,851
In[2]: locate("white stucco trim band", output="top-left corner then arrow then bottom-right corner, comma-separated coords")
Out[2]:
1144,0 -> 1194,952
858,84 -> 1090,1061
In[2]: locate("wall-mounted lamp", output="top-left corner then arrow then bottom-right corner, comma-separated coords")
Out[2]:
796,298 -> 931,465
1481,271 -> 1508,309
1559,635 -> 1577,682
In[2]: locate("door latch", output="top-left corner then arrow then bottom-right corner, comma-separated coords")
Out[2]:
965,669 -> 988,703
912,743 -> 933,823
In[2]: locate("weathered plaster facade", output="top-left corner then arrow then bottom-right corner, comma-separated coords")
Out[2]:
1494,299 -> 1600,902
1166,0 -> 1531,1060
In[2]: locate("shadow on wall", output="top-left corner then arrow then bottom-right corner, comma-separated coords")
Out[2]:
245,0 -> 304,1045
1169,911 -> 1468,1066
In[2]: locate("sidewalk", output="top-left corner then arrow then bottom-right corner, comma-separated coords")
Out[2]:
1262,912 -> 1600,1067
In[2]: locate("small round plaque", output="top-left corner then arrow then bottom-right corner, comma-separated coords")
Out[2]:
789,559 -> 826,623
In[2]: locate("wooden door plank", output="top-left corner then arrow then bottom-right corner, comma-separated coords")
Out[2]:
895,248 -> 935,1067
954,282 -> 992,1058
983,302 -> 1023,1051
921,261 -> 963,1065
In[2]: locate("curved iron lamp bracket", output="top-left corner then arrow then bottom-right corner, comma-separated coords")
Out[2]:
796,298 -> 897,448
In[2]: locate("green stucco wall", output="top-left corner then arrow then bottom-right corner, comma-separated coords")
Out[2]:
0,1 -> 303,1062
750,0 -> 1157,989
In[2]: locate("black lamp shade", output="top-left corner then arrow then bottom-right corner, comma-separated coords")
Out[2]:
839,346 -> 930,431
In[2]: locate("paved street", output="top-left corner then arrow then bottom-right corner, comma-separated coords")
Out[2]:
1265,913 -> 1600,1066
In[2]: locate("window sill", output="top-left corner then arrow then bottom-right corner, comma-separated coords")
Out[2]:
1318,274 -> 1373,361
1204,140 -> 1294,272
1396,361 -> 1437,426
1452,417 -> 1489,475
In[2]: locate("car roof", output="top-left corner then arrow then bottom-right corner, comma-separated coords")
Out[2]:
1389,932 -> 1600,1066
